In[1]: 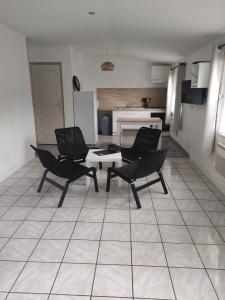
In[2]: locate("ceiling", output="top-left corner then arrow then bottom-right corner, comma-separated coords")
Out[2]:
1,0 -> 225,62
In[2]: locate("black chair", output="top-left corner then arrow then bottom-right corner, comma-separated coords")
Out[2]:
55,126 -> 102,169
106,148 -> 169,209
121,127 -> 161,163
31,145 -> 98,207
55,127 -> 88,162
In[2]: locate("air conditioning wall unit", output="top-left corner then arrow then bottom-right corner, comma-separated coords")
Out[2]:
151,65 -> 170,83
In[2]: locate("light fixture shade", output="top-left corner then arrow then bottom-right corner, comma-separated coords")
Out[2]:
101,61 -> 115,71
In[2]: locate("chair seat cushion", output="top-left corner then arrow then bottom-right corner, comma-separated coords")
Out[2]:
112,161 -> 139,181
121,148 -> 143,162
60,160 -> 90,180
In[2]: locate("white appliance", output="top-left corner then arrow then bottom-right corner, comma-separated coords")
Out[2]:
74,91 -> 98,144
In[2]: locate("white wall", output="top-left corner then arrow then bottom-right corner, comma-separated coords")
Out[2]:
71,49 -> 167,90
28,46 -> 167,125
170,38 -> 225,194
28,46 -> 74,126
0,24 -> 36,181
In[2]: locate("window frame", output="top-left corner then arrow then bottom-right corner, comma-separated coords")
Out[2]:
217,53 -> 225,136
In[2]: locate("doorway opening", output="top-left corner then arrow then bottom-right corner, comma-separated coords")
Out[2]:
30,62 -> 65,145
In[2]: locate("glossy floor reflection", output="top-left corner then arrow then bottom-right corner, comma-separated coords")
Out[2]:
0,145 -> 225,299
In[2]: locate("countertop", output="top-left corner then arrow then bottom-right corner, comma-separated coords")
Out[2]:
117,117 -> 162,122
99,107 -> 166,111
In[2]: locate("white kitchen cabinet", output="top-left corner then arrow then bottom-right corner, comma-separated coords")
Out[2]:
112,110 -> 166,134
113,111 -> 150,134
117,118 -> 162,146
191,62 -> 211,88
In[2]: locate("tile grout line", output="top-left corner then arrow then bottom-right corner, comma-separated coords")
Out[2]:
4,260 -> 225,269
1,157 -> 225,299
89,181 -> 110,299
4,180 -> 57,298
149,180 -> 178,300
171,160 -> 221,300
0,177 -> 41,213
174,160 -> 225,245
0,180 -> 50,256
2,169 -> 85,297
47,179 -> 91,299
128,184 -> 135,300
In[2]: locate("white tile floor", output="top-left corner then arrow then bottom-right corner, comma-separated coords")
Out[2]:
0,151 -> 225,299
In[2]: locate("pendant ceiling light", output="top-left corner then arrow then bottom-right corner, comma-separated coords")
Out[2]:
101,49 -> 114,71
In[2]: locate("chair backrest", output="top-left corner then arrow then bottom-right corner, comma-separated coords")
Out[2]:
132,127 -> 161,153
55,126 -> 88,158
30,145 -> 65,178
132,147 -> 169,179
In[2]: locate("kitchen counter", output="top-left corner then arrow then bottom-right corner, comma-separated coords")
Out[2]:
100,107 -> 166,111
112,108 -> 167,135
116,117 -> 162,146
117,117 -> 162,122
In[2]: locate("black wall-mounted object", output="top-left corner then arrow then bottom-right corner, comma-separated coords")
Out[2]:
72,76 -> 81,92
181,80 -> 207,105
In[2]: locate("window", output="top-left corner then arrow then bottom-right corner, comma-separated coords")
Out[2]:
170,68 -> 178,117
218,55 -> 225,135
165,66 -> 178,123
219,96 -> 225,135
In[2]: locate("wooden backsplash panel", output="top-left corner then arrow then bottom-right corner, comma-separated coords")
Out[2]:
97,88 -> 167,110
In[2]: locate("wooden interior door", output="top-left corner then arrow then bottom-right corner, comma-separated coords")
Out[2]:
30,63 -> 64,144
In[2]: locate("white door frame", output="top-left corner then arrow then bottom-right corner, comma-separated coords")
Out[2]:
29,62 -> 65,144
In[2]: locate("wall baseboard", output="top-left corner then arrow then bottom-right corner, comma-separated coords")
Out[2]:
170,133 -> 225,196
190,155 -> 225,196
169,135 -> 190,157
0,154 -> 35,183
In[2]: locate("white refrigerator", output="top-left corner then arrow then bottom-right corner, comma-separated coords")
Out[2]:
74,91 -> 98,145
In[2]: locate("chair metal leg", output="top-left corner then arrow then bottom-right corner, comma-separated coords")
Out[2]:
93,169 -> 99,192
106,169 -> 112,192
158,171 -> 168,194
99,162 -> 102,169
131,184 -> 141,209
58,181 -> 70,208
37,169 -> 48,193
